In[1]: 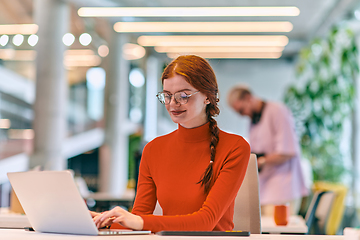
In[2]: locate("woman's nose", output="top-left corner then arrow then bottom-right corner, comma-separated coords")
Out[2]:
169,95 -> 180,106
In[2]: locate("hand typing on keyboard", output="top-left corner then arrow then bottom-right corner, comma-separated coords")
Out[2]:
92,207 -> 144,231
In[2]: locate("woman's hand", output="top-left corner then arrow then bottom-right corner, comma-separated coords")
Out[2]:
90,211 -> 110,229
90,211 -> 100,219
93,206 -> 144,230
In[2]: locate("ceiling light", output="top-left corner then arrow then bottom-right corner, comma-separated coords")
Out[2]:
129,68 -> 145,88
0,24 -> 38,34
98,45 -> 109,57
28,34 -> 39,46
12,34 -> 24,46
64,49 -> 101,67
0,119 -> 11,129
79,33 -> 92,46
138,35 -> 289,47
167,52 -> 282,59
66,49 -> 95,55
114,21 -> 293,33
8,129 -> 34,140
0,49 -> 36,61
123,43 -> 146,60
78,7 -> 300,17
155,46 -> 284,53
0,35 -> 9,46
63,33 -> 75,46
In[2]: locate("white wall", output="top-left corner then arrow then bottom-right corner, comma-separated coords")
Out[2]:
210,59 -> 297,140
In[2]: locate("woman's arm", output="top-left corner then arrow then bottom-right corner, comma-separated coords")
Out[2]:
257,153 -> 295,168
260,103 -> 298,167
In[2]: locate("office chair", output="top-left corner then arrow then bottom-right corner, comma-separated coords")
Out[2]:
153,201 -> 163,215
312,182 -> 347,235
233,154 -> 261,234
305,190 -> 334,234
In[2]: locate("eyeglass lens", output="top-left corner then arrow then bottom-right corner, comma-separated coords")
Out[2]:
157,92 -> 189,105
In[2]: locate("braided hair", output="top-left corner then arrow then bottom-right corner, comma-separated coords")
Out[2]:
161,55 -> 220,194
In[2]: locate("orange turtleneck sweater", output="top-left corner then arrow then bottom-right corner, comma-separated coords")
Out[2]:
114,122 -> 250,233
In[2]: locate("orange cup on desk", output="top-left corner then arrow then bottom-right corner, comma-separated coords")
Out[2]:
274,204 -> 289,226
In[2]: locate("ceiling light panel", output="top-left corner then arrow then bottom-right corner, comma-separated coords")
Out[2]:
155,46 -> 284,53
0,49 -> 36,61
0,24 -> 38,35
63,49 -> 101,67
167,52 -> 282,59
114,22 -> 293,33
78,7 -> 300,17
138,35 -> 289,47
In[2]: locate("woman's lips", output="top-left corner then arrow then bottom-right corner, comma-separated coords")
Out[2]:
171,110 -> 186,116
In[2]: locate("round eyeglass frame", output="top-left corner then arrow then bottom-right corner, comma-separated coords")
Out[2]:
156,91 -> 200,105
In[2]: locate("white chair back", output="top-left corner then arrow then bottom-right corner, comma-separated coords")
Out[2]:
153,201 -> 163,215
233,154 -> 261,233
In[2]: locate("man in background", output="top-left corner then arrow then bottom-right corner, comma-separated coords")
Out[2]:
227,85 -> 308,216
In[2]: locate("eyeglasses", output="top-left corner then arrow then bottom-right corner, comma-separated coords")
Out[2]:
156,91 -> 200,105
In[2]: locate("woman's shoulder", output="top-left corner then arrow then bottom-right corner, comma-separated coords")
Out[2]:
218,129 -> 250,148
217,130 -> 251,165
144,129 -> 177,148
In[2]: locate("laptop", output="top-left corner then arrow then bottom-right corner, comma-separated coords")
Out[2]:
7,170 -> 151,236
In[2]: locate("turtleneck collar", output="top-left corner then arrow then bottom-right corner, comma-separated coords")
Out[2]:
177,122 -> 211,143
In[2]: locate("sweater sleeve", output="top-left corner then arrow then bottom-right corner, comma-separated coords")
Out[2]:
137,138 -> 250,233
132,143 -> 157,215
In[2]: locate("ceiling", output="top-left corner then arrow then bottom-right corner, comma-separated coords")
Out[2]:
0,0 -> 359,59
67,0 -> 360,57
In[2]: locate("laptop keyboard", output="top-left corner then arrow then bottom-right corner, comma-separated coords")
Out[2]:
99,230 -> 123,235
98,230 -> 151,235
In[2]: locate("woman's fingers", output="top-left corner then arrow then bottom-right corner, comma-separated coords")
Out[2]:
99,207 -> 124,221
93,209 -> 122,229
93,213 -> 107,228
90,211 -> 100,218
91,206 -> 142,230
112,215 -> 125,224
93,213 -> 106,228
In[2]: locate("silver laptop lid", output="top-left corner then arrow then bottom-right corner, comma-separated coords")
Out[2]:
8,171 -> 99,235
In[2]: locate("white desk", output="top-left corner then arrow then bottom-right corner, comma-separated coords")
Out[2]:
0,229 -> 345,240
0,208 -> 30,229
261,215 -> 308,234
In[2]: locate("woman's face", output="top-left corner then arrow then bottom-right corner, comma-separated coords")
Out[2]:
163,74 -> 209,128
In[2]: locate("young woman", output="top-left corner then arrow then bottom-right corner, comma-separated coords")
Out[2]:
92,55 -> 250,233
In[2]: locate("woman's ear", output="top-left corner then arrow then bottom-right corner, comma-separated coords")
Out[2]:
205,98 -> 211,104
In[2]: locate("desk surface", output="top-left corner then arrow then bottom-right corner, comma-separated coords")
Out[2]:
0,208 -> 30,229
261,215 -> 308,234
0,229 -> 344,240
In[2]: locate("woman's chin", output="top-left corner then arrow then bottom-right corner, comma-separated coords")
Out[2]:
170,116 -> 182,124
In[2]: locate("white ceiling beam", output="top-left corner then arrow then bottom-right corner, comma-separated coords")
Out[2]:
62,0 -> 119,7
311,0 -> 358,39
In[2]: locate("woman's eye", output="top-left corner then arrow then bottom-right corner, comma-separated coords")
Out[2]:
179,92 -> 188,98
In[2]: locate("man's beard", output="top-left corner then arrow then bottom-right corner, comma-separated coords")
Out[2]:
251,101 -> 266,124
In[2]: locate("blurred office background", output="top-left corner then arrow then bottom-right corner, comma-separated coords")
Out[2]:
0,0 -> 360,234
